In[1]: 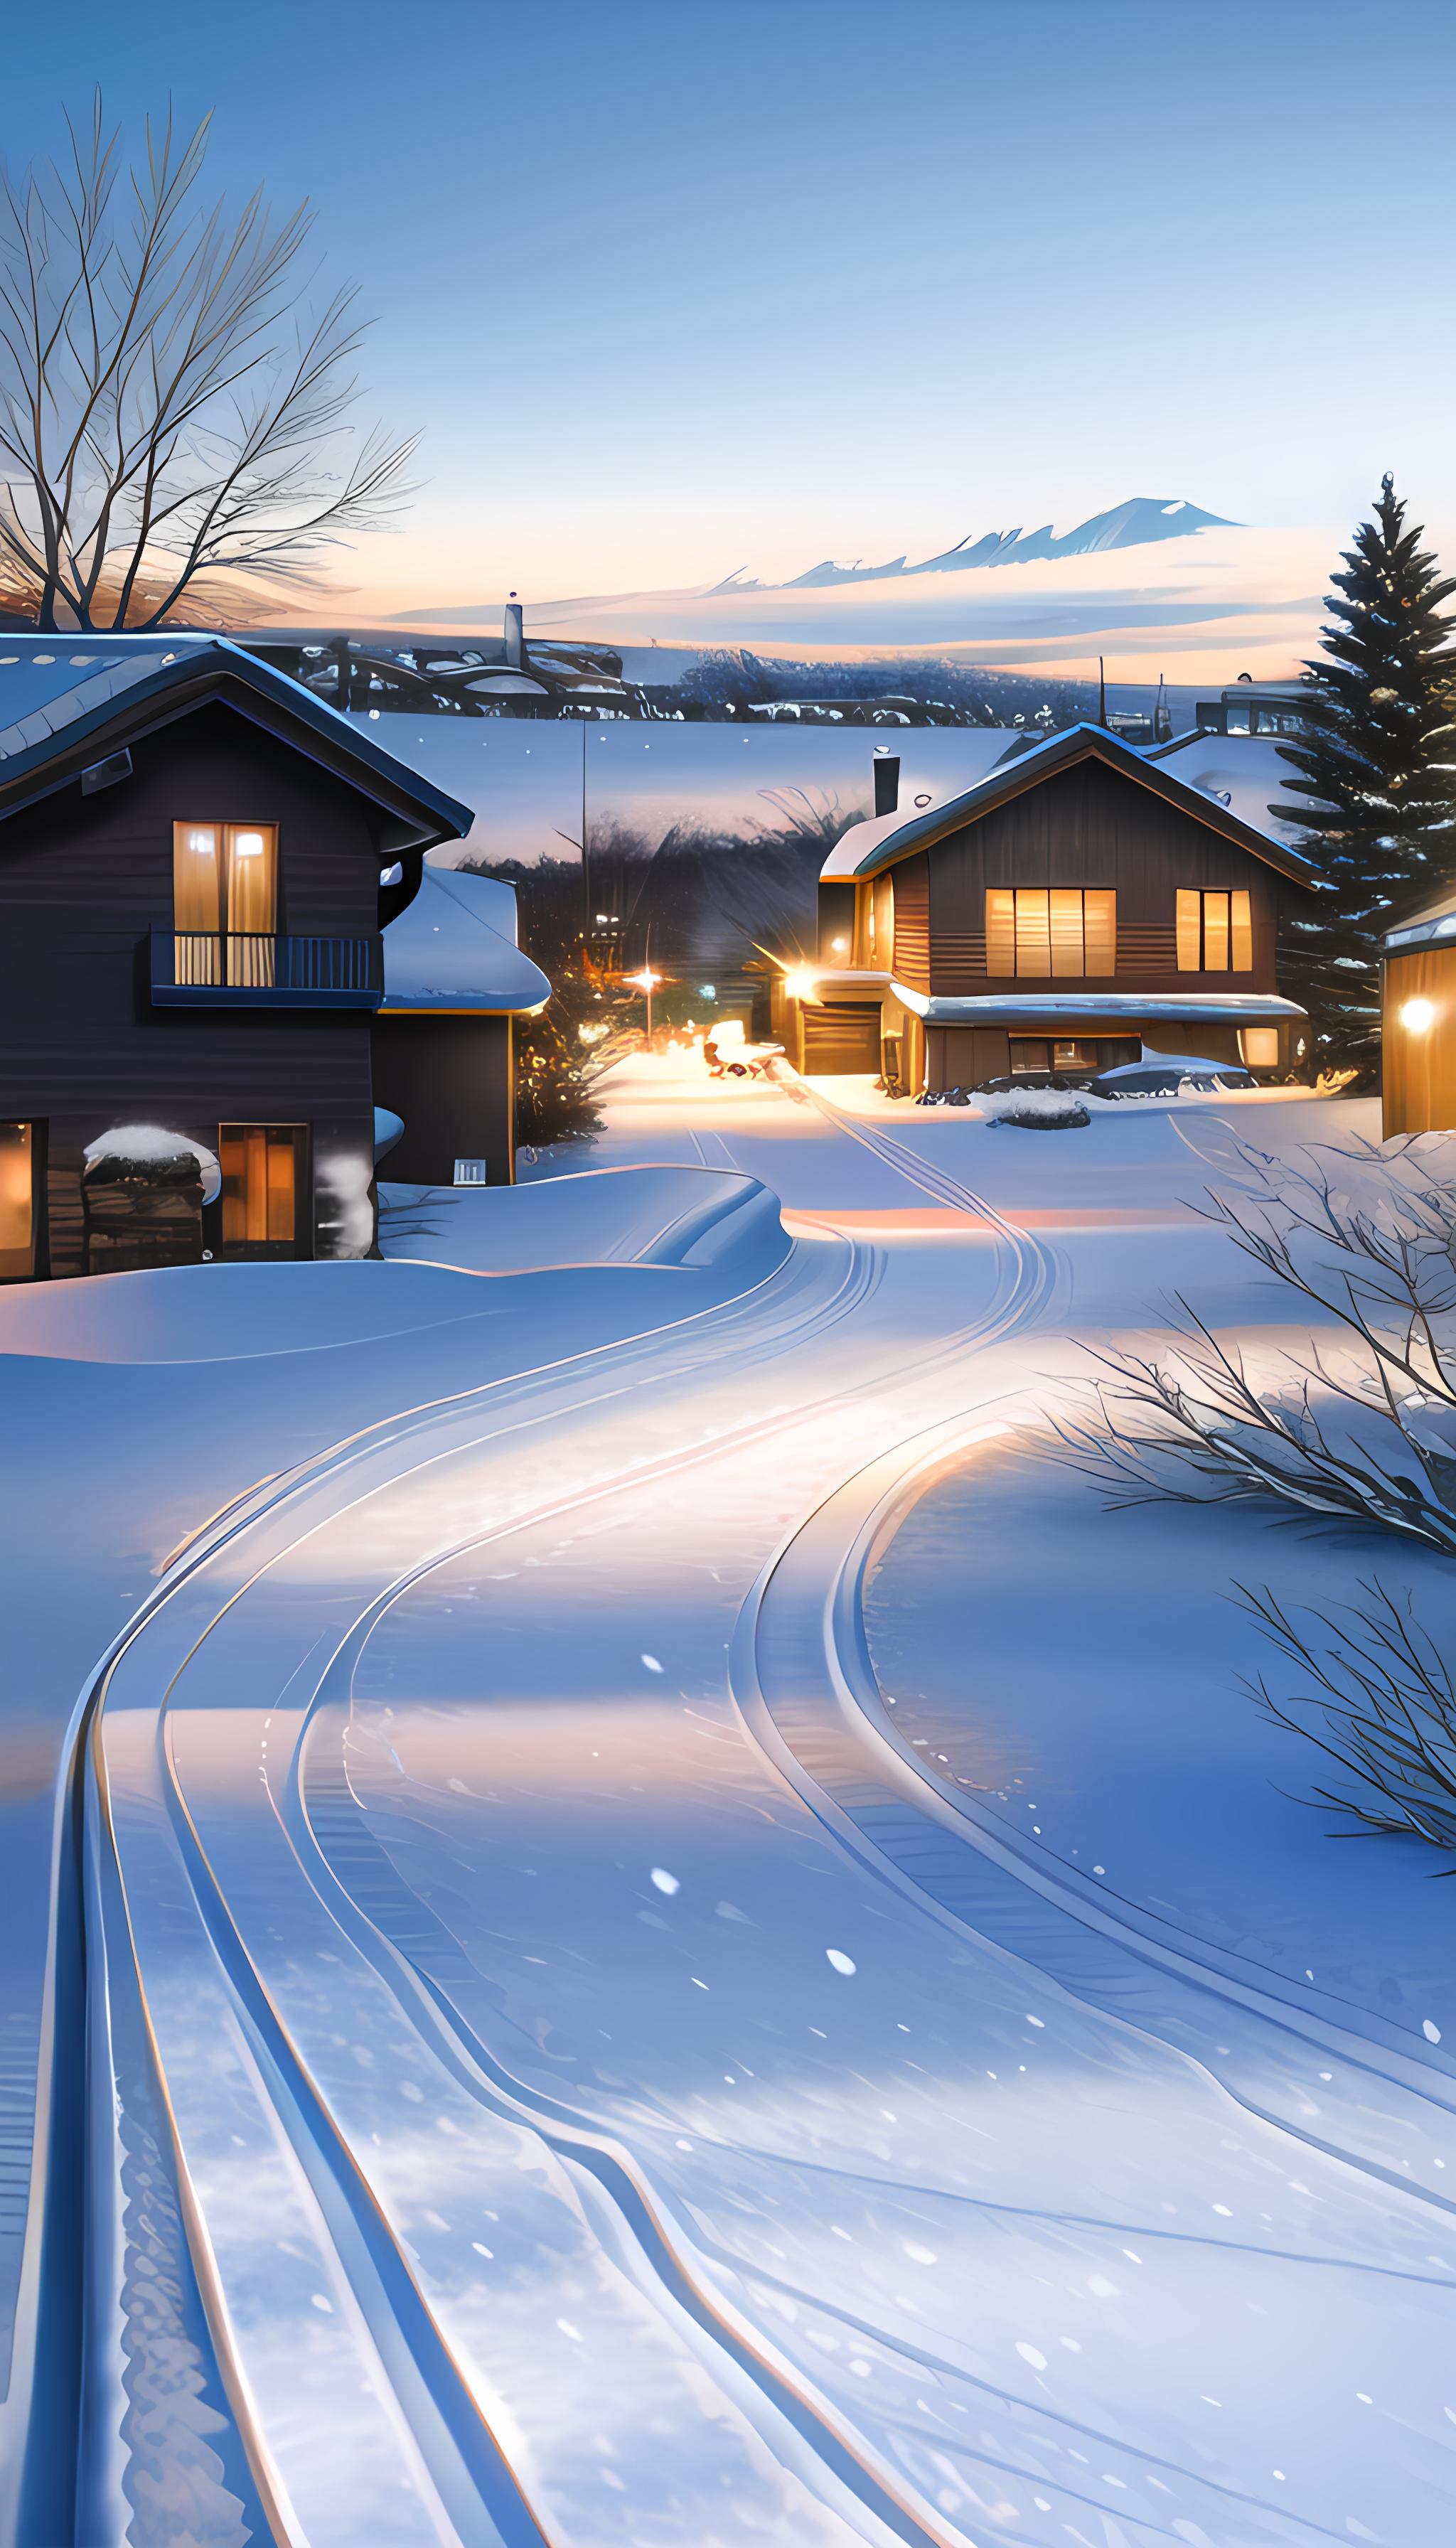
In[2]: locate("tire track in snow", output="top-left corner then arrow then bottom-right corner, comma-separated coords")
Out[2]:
730,1420 -> 1456,2212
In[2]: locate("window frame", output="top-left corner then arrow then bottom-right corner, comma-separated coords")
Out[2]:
1177,887 -> 1253,973
172,820 -> 281,985
985,886 -> 1117,978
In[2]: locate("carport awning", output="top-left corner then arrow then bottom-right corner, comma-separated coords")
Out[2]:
924,992 -> 1307,1028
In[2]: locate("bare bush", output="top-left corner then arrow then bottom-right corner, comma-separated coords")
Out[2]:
1063,1133 -> 1456,1555
1238,1581 -> 1456,1856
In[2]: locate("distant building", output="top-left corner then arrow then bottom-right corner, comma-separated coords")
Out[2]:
771,726 -> 1314,1092
373,864 -> 550,1187
246,616 -> 638,722
1193,676 -> 1312,739
1382,887 -> 1456,1135
0,636 -> 471,1279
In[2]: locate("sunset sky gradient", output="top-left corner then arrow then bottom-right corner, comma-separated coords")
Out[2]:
10,0 -> 1456,677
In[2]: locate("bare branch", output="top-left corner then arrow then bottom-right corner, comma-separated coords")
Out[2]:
0,92 -> 416,627
1236,1580 -> 1456,1859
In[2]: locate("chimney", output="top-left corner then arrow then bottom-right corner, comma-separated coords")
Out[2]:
504,594 -> 524,669
873,749 -> 900,818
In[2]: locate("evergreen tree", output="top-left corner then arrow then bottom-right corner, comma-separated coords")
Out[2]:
1273,476 -> 1456,1087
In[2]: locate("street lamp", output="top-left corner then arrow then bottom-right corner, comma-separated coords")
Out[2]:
626,966 -> 660,1041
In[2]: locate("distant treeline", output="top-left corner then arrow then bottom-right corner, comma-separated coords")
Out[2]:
461,783 -> 860,985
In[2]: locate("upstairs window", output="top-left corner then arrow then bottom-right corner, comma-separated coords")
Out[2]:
1177,888 -> 1252,971
173,823 -> 278,984
985,888 -> 1117,978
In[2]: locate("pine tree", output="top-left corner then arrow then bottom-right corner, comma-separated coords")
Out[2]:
1273,476 -> 1456,1087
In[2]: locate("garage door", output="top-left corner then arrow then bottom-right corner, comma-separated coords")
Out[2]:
801,1001 -> 883,1073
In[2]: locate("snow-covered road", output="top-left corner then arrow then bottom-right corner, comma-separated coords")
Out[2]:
4,1058 -> 1453,2544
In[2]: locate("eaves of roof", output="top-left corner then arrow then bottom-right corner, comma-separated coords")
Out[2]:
826,723 -> 1317,890
0,637 -> 473,849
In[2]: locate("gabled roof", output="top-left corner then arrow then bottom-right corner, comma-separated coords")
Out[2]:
1382,874 -> 1456,953
0,633 -> 473,851
822,722 -> 1318,888
380,862 -> 550,1012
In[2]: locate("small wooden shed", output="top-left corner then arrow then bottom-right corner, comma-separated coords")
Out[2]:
1382,888 -> 1456,1135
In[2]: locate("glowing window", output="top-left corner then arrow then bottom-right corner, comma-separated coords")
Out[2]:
985,888 -> 1117,977
1177,889 -> 1253,971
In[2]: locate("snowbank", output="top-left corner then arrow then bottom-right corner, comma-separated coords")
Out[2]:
379,1163 -> 790,1281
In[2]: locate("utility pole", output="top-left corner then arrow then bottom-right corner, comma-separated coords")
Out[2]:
1098,656 -> 1107,728
579,719 -> 591,927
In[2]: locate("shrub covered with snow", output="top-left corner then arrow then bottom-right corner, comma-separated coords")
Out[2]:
983,1086 -> 1091,1130
82,1124 -> 221,1200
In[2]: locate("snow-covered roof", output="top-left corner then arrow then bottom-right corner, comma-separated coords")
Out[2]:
822,723 -> 1317,887
1142,727 -> 1312,845
0,633 -> 473,849
1384,903 -> 1456,954
380,861 -> 550,1012
923,991 -> 1307,1026
820,734 -> 1024,879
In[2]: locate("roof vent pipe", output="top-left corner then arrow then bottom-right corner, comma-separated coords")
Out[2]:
872,749 -> 900,818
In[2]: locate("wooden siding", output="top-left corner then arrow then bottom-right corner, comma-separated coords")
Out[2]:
0,699 -> 382,1123
889,851 -> 930,992
924,760 -> 1284,999
1383,946 -> 1456,1135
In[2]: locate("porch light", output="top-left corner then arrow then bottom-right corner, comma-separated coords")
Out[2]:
830,937 -> 847,953
1401,998 -> 1436,1034
783,968 -> 818,1002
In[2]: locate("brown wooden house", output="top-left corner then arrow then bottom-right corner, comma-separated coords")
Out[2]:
771,724 -> 1315,1091
1382,888 -> 1456,1135
0,636 -> 472,1280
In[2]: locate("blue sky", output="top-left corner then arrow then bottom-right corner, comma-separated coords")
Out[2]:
9,0 -> 1455,663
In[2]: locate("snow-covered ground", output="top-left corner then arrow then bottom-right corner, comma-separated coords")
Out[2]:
3,1051 -> 1452,2546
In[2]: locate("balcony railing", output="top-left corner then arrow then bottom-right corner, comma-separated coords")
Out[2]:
151,928 -> 384,1009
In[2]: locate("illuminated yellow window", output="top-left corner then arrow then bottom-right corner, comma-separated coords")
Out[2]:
1240,1027 -> 1280,1069
220,1125 -> 299,1250
985,888 -> 1117,976
1177,888 -> 1253,971
0,1121 -> 36,1279
173,821 -> 279,985
985,889 -> 1016,974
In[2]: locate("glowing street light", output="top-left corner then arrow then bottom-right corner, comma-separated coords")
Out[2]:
626,965 -> 662,1042
1401,997 -> 1437,1034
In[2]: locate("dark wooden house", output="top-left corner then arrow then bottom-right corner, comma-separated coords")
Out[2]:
772,724 -> 1315,1091
373,862 -> 550,1187
0,636 -> 472,1280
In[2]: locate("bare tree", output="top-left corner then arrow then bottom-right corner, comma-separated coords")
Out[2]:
1061,1134 -> 1456,1556
0,95 -> 414,629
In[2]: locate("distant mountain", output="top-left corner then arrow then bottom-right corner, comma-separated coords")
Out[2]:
387,498 -> 1239,626
716,499 -> 1236,595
